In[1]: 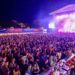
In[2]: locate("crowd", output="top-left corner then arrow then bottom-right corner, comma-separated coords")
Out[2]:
0,33 -> 75,75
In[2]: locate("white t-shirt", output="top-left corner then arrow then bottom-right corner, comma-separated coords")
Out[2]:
21,56 -> 27,64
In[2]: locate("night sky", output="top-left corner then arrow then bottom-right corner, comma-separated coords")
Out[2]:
0,0 -> 75,26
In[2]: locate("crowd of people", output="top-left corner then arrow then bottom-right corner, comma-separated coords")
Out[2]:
0,33 -> 75,75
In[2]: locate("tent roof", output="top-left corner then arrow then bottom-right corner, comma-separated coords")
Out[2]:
50,4 -> 75,15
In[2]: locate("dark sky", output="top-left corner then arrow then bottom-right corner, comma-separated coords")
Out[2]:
0,0 -> 75,25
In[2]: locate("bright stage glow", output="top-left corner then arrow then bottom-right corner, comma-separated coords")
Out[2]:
48,22 -> 55,29
56,13 -> 75,20
57,13 -> 75,32
48,13 -> 75,33
56,14 -> 69,20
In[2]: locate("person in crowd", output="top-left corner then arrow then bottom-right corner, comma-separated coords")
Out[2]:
70,65 -> 75,75
53,67 -> 60,75
9,58 -> 16,75
13,65 -> 20,75
32,63 -> 40,75
25,64 -> 32,75
2,62 -> 9,75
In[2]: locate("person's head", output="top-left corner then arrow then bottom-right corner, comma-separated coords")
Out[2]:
2,62 -> 8,68
11,58 -> 15,63
33,63 -> 37,67
3,56 -> 7,62
14,65 -> 20,71
28,64 -> 32,69
45,59 -> 48,64
66,49 -> 72,57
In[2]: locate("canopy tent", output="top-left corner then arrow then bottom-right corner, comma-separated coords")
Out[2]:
50,4 -> 75,15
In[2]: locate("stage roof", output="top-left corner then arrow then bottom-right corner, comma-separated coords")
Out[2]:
50,4 -> 75,15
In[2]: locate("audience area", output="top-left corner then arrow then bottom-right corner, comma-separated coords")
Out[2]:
0,33 -> 75,75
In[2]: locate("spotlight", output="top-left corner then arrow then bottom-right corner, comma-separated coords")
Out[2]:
48,22 -> 55,29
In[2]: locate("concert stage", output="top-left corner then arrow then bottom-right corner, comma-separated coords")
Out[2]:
49,4 -> 75,33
